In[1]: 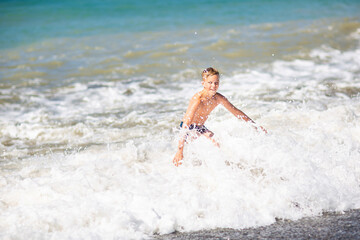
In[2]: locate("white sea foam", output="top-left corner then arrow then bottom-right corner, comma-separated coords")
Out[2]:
1,24 -> 360,240
1,101 -> 360,239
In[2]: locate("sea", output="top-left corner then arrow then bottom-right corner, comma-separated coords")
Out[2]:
1,0 -> 360,239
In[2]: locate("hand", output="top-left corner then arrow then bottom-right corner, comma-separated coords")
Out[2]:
173,150 -> 184,167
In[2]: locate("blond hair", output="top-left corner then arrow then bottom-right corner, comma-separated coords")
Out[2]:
202,67 -> 219,80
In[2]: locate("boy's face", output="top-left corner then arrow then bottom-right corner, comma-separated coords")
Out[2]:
202,75 -> 220,95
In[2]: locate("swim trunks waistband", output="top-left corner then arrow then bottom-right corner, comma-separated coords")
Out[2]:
180,121 -> 208,134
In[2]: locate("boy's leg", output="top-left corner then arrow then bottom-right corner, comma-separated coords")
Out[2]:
202,130 -> 220,147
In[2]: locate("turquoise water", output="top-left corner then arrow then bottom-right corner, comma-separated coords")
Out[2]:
1,0 -> 359,49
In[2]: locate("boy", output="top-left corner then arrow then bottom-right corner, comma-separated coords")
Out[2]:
173,67 -> 267,166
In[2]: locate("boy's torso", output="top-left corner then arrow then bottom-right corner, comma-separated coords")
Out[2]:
192,93 -> 220,125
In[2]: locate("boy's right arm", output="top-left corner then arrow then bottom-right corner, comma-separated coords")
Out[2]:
173,94 -> 201,166
173,137 -> 185,166
182,94 -> 201,127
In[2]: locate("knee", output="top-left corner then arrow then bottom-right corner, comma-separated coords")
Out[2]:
206,131 -> 214,138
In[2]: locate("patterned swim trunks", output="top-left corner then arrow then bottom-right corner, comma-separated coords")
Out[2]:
180,121 -> 209,134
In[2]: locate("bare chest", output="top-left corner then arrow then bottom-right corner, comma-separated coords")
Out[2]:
198,99 -> 219,114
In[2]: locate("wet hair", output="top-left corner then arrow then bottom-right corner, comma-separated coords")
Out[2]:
202,67 -> 219,80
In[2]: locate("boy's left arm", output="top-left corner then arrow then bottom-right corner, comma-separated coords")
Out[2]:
218,94 -> 267,133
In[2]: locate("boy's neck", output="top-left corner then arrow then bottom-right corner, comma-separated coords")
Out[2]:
201,89 -> 216,99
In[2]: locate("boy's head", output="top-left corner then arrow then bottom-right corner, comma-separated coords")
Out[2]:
201,67 -> 220,94
202,67 -> 219,80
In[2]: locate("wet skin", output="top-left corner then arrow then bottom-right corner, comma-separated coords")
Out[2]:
173,75 -> 266,166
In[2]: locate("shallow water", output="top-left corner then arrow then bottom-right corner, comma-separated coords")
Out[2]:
1,1 -> 360,239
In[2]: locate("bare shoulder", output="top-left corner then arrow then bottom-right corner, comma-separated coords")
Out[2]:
188,92 -> 202,105
215,92 -> 226,98
214,92 -> 228,103
191,91 -> 202,100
